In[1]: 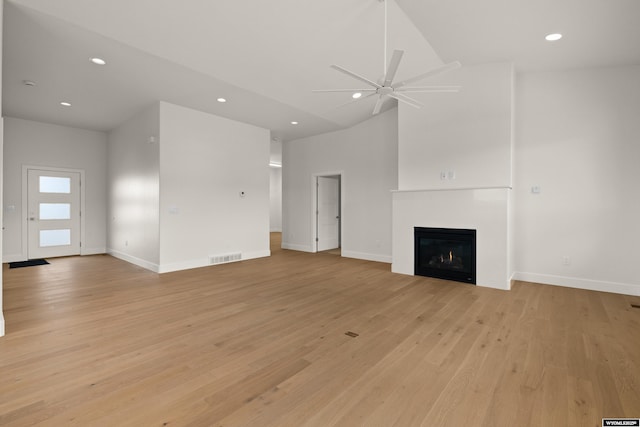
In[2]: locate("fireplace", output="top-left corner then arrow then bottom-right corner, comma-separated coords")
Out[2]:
414,227 -> 476,284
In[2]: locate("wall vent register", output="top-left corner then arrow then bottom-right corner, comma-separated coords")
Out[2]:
209,253 -> 242,265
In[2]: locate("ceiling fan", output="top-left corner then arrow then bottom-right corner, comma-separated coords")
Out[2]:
314,0 -> 461,115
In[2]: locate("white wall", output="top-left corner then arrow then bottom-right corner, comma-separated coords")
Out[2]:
270,139 -> 282,232
270,167 -> 282,232
1,0 -> 4,337
270,139 -> 282,164
107,103 -> 160,270
282,108 -> 398,262
399,62 -> 514,190
3,117 -> 108,261
513,65 -> 640,295
158,102 -> 270,273
0,117 -> 3,338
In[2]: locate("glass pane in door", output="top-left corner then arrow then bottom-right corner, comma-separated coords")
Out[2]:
40,229 -> 71,247
39,203 -> 71,220
39,176 -> 71,193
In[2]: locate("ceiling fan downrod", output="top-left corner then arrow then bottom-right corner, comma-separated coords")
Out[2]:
312,0 -> 461,115
382,0 -> 387,75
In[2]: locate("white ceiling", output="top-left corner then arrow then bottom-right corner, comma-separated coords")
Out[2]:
3,0 -> 640,141
398,0 -> 640,71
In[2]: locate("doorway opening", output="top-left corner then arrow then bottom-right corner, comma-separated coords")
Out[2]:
314,174 -> 342,254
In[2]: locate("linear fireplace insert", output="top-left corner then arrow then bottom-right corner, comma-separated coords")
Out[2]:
414,227 -> 476,284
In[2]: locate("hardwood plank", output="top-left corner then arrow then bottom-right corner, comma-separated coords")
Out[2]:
0,233 -> 638,426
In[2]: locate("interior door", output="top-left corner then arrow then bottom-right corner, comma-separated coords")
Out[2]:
27,169 -> 81,259
317,176 -> 340,251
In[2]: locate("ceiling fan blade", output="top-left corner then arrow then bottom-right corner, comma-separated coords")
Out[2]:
328,92 -> 378,112
396,85 -> 461,93
331,65 -> 381,89
372,95 -> 385,115
388,92 -> 423,109
312,89 -> 377,93
383,50 -> 404,87
392,61 -> 461,89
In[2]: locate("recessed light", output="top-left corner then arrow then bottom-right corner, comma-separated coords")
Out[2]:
352,92 -> 362,99
90,57 -> 106,65
217,98 -> 227,103
291,121 -> 299,125
60,101 -> 72,107
545,33 -> 562,41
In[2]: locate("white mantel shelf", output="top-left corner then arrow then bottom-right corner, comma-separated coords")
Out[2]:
392,186 -> 512,193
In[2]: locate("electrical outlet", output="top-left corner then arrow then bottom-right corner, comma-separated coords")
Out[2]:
440,171 -> 447,180
447,170 -> 456,180
562,256 -> 571,266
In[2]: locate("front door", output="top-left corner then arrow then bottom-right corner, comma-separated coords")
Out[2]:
317,176 -> 340,251
27,169 -> 81,259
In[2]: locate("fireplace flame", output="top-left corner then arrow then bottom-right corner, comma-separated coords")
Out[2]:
449,250 -> 453,262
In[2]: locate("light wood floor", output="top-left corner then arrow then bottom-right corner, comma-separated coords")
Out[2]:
1,233 -> 639,426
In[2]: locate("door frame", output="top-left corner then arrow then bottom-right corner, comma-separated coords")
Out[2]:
21,165 -> 86,260
311,171 -> 343,253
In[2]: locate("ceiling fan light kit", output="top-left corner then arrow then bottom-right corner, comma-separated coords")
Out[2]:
314,0 -> 461,115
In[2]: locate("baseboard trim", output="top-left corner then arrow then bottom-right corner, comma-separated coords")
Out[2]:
243,250 -> 271,260
4,248 -> 106,263
0,314 -> 5,337
281,242 -> 314,252
3,254 -> 26,263
476,280 -> 511,291
341,250 -> 392,264
107,249 -> 160,273
158,259 -> 207,274
513,272 -> 640,296
158,250 -> 271,274
81,247 -> 106,256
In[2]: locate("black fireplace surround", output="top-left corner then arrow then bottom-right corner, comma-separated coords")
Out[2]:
414,227 -> 476,285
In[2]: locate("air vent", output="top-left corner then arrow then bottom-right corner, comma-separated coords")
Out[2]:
209,252 -> 242,265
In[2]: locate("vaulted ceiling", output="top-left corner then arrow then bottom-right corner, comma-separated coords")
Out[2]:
3,0 -> 640,141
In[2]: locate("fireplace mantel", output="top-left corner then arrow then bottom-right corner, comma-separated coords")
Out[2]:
392,187 -> 512,290
392,186 -> 512,193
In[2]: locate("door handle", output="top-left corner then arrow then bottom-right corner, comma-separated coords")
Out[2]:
29,217 -> 36,221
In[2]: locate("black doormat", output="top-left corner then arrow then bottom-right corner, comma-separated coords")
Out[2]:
9,259 -> 50,269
